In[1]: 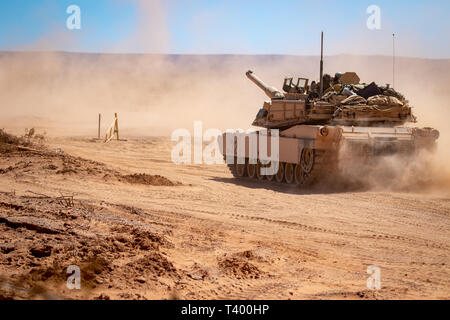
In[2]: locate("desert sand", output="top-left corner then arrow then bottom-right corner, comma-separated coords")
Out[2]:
0,133 -> 448,300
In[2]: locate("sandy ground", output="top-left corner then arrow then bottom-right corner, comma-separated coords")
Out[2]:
0,134 -> 448,300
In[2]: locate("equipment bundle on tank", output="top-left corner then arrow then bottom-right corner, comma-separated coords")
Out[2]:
248,70 -> 415,129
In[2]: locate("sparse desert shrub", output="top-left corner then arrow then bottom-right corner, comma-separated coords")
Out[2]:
0,128 -> 46,148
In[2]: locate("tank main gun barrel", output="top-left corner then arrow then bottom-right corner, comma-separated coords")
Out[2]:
246,70 -> 285,99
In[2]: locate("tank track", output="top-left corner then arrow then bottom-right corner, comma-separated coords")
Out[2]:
224,149 -> 338,187
298,149 -> 336,187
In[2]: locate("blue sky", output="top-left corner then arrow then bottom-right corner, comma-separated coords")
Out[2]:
0,0 -> 449,58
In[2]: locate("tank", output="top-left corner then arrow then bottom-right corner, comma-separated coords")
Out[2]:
219,69 -> 440,186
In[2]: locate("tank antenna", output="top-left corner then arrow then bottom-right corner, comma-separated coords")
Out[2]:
319,31 -> 324,98
392,33 -> 395,89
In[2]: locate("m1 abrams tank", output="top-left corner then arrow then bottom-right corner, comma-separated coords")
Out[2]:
219,67 -> 439,187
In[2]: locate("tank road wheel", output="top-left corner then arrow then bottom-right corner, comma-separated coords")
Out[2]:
265,162 -> 275,181
247,162 -> 257,179
235,158 -> 247,177
301,148 -> 315,174
294,164 -> 305,185
275,162 -> 285,183
256,161 -> 265,180
284,163 -> 294,184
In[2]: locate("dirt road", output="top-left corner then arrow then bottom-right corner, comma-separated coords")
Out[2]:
0,136 -> 449,299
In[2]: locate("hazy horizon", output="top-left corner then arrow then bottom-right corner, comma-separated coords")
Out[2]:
2,50 -> 450,61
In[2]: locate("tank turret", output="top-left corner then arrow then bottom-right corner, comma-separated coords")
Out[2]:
247,68 -> 418,129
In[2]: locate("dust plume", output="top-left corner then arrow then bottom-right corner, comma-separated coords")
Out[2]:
120,0 -> 170,53
327,148 -> 450,196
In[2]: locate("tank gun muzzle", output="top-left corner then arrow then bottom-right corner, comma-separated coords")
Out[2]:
246,70 -> 285,99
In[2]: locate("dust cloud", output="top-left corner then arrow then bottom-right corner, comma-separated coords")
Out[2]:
1,53 -> 448,134
328,148 -> 450,196
1,52 -> 449,193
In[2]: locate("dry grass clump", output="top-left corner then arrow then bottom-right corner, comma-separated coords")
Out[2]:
0,128 -> 46,148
